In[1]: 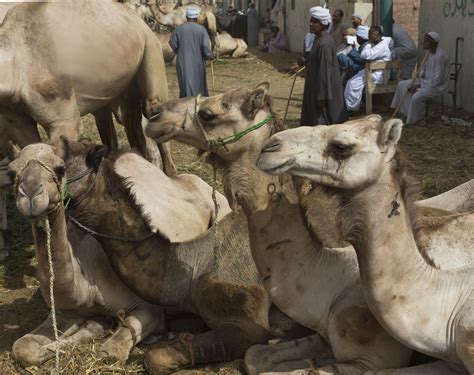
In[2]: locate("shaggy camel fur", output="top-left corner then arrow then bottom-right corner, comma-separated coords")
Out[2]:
7,141 -> 164,366
62,140 -> 298,373
145,85 -> 473,374
258,116 -> 473,373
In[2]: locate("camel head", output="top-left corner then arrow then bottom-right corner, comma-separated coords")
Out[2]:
257,115 -> 404,189
8,140 -> 68,219
146,82 -> 277,161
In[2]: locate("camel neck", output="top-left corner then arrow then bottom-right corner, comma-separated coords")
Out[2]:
32,205 -> 75,292
339,157 -> 470,357
0,32 -> 16,101
219,141 -> 359,335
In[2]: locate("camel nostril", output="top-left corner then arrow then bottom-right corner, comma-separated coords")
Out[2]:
262,142 -> 281,153
18,183 -> 43,198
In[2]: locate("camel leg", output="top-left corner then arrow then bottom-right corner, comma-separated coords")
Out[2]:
231,40 -> 247,59
98,303 -> 165,361
12,312 -> 86,367
158,142 -> 177,177
4,113 -> 40,147
93,107 -> 118,151
145,320 -> 269,373
244,334 -> 331,375
0,188 -> 7,261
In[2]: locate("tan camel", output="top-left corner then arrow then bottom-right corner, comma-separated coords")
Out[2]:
145,85 -> 446,373
7,141 -> 165,366
60,140 -> 299,373
0,0 -> 170,163
146,0 -> 217,35
257,116 -> 473,373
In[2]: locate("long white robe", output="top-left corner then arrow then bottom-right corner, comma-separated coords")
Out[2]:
344,37 -> 393,111
391,47 -> 449,124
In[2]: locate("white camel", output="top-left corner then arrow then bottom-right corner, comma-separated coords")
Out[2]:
258,116 -> 473,374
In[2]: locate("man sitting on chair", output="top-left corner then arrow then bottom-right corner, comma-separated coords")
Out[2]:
344,26 -> 393,112
391,32 -> 449,125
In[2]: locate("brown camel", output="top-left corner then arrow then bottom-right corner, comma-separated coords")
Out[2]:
145,84 -> 472,374
7,141 -> 164,366
61,140 -> 304,373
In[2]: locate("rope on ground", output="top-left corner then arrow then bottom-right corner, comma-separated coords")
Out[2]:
391,52 -> 429,119
41,218 -> 60,373
283,66 -> 305,126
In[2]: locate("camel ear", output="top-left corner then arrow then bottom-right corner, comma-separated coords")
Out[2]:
56,136 -> 70,161
365,114 -> 382,122
243,87 -> 267,118
7,141 -> 21,161
254,82 -> 270,92
379,119 -> 403,150
86,145 -> 109,170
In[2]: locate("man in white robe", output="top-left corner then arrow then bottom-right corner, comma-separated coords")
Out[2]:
344,26 -> 393,111
391,32 -> 449,125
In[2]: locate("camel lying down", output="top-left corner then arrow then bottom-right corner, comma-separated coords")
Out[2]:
7,141 -> 164,366
258,116 -> 473,373
145,84 -> 472,374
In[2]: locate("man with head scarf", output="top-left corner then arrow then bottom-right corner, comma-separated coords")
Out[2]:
169,6 -> 213,97
391,31 -> 449,124
300,6 -> 347,125
344,25 -> 393,111
351,13 -> 363,29
337,26 -> 369,83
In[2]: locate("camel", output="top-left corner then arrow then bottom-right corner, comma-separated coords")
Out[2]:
0,0 -> 170,162
145,85 -> 474,374
257,116 -> 473,373
146,0 -> 217,35
58,139 -> 308,373
7,141 -> 165,366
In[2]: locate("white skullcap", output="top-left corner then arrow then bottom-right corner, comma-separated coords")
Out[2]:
425,31 -> 440,43
309,6 -> 331,26
352,13 -> 363,20
356,25 -> 369,40
186,6 -> 200,19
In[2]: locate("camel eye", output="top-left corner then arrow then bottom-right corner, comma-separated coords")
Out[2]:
327,142 -> 355,160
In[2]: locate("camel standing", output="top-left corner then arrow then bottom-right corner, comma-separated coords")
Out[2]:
60,140 -> 284,373
257,116 -> 473,373
7,141 -> 165,366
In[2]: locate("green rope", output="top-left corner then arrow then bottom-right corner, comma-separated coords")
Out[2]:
208,115 -> 273,148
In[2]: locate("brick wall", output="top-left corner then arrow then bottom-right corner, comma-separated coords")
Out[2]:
393,0 -> 420,45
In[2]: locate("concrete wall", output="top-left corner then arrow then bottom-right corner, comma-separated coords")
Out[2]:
419,0 -> 473,112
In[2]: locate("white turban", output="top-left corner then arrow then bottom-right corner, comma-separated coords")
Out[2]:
352,13 -> 363,20
356,26 -> 369,40
425,31 -> 440,43
309,6 -> 331,26
186,6 -> 200,19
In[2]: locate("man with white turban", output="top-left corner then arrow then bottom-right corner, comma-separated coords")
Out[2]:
300,6 -> 347,125
344,25 -> 393,111
391,31 -> 449,124
170,6 -> 212,97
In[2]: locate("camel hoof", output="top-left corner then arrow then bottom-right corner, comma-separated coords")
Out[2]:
144,333 -> 194,374
97,341 -> 130,362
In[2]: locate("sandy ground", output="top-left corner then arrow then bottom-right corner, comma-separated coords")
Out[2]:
0,48 -> 473,374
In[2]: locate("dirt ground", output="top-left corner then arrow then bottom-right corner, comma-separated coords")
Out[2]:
0,48 -> 473,374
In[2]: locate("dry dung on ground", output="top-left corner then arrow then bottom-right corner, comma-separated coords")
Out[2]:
1,49 -> 472,374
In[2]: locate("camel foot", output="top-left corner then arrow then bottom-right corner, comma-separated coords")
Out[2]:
97,329 -> 134,362
144,333 -> 194,374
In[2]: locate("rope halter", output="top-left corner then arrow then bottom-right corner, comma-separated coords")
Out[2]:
193,94 -> 273,151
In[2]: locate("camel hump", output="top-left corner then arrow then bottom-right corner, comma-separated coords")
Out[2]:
113,153 -> 223,242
